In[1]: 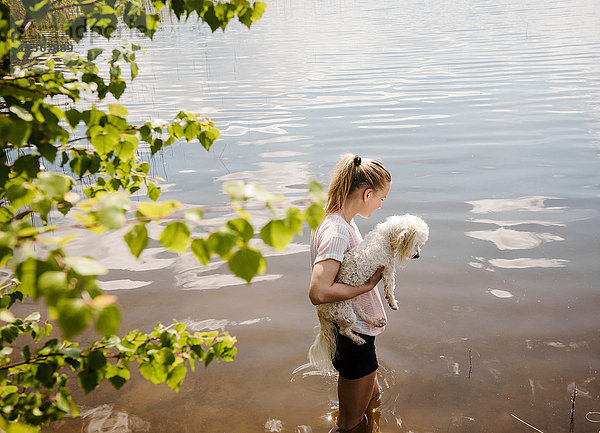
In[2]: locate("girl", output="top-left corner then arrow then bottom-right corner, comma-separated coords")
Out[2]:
309,154 -> 391,433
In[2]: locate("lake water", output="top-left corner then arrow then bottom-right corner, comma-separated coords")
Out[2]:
45,0 -> 600,432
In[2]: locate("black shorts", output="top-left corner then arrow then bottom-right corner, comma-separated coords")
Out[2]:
332,329 -> 378,380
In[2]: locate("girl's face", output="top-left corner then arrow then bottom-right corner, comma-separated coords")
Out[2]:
358,182 -> 391,218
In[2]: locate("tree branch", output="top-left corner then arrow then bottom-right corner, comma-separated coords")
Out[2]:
49,0 -> 104,13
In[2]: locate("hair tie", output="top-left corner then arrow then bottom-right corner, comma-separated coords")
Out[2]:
353,155 -> 362,167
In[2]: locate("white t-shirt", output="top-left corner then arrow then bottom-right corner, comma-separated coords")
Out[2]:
310,213 -> 387,336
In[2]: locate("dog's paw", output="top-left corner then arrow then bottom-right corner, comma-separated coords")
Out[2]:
374,318 -> 386,327
388,299 -> 399,310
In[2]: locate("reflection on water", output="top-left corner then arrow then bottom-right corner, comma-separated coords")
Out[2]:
471,256 -> 568,270
264,419 -> 283,432
487,288 -> 514,298
183,316 -> 271,331
99,279 -> 153,291
466,196 -> 566,214
79,405 -> 150,433
465,227 -> 563,250
465,196 -> 571,278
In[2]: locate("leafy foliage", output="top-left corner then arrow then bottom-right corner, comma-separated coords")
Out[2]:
0,0 -> 325,430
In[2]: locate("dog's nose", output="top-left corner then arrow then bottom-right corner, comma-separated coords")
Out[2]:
413,253 -> 420,259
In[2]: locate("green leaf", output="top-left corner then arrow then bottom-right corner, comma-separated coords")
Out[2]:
108,103 -> 128,116
285,207 -> 303,235
89,125 -> 120,155
198,126 -> 219,150
38,271 -> 67,294
64,257 -> 107,276
58,300 -> 93,339
238,1 -> 267,28
260,220 -> 294,252
13,154 -> 41,178
130,61 -> 139,79
60,347 -> 81,359
95,304 -> 120,335
0,417 -> 41,432
1,325 -> 19,343
106,365 -> 129,390
21,345 -> 31,361
226,218 -> 254,242
9,105 -> 33,121
246,183 -> 275,202
207,231 -> 237,258
148,183 -> 161,201
114,139 -> 136,162
223,180 -> 246,201
166,364 -> 186,391
191,238 -> 211,265
78,368 -> 101,394
309,179 -> 327,205
137,201 -> 180,218
87,349 -> 107,370
6,182 -> 36,209
32,197 -> 52,222
108,78 -> 126,99
124,224 -> 149,258
305,203 -> 324,230
227,246 -> 265,283
91,194 -> 129,229
37,172 -> 72,199
56,389 -> 71,413
167,122 -> 184,139
184,208 -> 204,223
159,222 -> 190,253
34,362 -> 54,386
87,48 -> 103,61
25,312 -> 41,321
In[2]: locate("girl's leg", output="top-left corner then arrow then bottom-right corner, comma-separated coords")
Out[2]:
334,370 -> 379,431
365,377 -> 382,432
371,375 -> 380,401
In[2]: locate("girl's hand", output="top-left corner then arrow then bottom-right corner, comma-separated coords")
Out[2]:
309,261 -> 384,305
361,266 -> 384,291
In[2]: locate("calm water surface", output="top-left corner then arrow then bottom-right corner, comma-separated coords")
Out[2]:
47,0 -> 600,432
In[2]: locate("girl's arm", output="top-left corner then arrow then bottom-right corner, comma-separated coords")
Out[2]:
309,259 -> 383,305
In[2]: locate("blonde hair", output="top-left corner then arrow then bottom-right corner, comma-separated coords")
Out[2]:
325,154 -> 391,215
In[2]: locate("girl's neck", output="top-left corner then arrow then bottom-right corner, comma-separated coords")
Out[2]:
339,207 -> 357,224
337,187 -> 365,223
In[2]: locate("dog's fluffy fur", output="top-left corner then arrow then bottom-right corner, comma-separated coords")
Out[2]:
308,214 -> 429,372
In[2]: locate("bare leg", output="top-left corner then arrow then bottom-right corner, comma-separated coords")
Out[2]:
334,370 -> 379,431
365,377 -> 381,432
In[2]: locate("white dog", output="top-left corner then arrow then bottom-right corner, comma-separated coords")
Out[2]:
308,214 -> 429,372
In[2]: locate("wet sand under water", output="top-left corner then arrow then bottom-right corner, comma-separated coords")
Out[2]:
38,227 -> 600,433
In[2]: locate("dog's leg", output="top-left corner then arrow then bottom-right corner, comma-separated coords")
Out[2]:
338,323 -> 366,345
322,302 -> 366,345
353,301 -> 386,328
382,266 -> 398,310
336,310 -> 366,345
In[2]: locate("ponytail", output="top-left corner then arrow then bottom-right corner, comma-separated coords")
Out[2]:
325,154 -> 391,215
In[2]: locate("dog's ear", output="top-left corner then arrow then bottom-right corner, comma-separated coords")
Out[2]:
394,230 -> 406,253
396,227 -> 417,263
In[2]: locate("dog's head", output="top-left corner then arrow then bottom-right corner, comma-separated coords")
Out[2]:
378,214 -> 429,264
